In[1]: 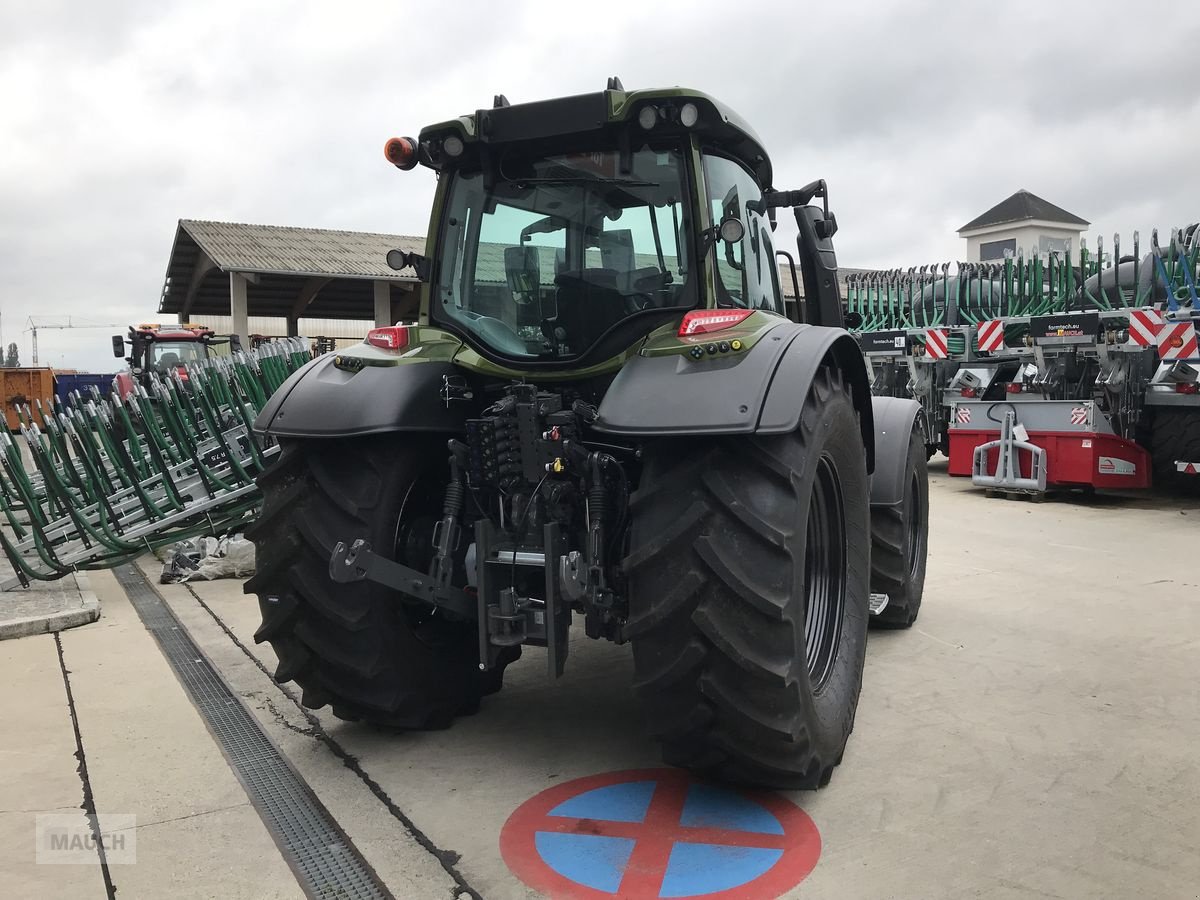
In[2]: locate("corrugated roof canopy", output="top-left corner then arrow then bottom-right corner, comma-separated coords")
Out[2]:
158,220 -> 423,320
958,190 -> 1089,233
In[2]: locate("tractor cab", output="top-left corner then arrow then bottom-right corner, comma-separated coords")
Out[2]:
379,82 -> 842,371
112,323 -> 235,398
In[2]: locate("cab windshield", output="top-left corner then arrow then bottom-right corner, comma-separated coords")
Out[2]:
433,143 -> 694,360
150,341 -> 207,370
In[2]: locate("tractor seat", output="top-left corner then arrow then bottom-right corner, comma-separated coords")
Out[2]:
549,269 -> 630,344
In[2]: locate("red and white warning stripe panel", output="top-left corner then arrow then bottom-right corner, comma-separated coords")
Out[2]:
925,328 -> 949,360
1156,322 -> 1199,360
1070,407 -> 1089,426
1127,308 -> 1164,347
976,320 -> 1005,352
956,406 -> 971,424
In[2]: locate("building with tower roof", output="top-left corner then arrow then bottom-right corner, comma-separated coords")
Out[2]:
958,190 -> 1089,263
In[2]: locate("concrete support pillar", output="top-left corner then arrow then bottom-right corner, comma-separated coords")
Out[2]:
285,314 -> 299,337
373,281 -> 392,327
178,312 -> 189,325
230,272 -> 250,341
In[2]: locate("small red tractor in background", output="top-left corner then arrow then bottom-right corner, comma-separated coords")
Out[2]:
112,323 -> 239,399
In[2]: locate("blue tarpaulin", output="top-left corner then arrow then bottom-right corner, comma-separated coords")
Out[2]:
54,373 -> 115,404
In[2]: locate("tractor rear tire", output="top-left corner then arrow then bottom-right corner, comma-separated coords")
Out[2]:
1150,409 -> 1200,494
625,366 -> 870,790
869,425 -> 929,628
246,436 -> 506,728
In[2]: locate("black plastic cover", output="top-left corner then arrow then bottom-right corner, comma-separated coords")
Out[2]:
253,355 -> 465,438
478,92 -> 609,143
757,326 -> 874,469
593,322 -> 802,436
867,396 -> 923,507
594,322 -> 875,471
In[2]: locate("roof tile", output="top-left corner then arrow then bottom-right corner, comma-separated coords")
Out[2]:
180,219 -> 424,279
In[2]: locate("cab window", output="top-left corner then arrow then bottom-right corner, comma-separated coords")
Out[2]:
702,154 -> 783,314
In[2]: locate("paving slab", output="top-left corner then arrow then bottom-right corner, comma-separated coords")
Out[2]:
58,567 -> 303,900
0,632 -> 107,899
0,572 -> 100,640
137,559 -> 472,900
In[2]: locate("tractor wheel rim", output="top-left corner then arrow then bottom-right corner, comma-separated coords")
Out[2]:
906,471 -> 925,581
804,454 -> 846,692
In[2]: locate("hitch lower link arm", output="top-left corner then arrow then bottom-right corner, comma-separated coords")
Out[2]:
328,539 -> 476,619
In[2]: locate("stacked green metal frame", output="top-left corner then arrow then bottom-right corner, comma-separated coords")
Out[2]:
0,338 -> 311,589
846,223 -> 1198,351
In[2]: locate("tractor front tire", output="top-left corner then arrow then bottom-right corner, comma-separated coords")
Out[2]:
625,366 -> 870,790
869,424 -> 929,629
246,436 -> 504,728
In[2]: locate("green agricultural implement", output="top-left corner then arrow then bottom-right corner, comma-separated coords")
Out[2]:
0,338 -> 311,589
244,80 -> 930,790
846,221 -> 1200,490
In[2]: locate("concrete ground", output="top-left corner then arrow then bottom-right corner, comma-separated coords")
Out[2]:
2,459 -> 1198,899
0,571 -> 100,639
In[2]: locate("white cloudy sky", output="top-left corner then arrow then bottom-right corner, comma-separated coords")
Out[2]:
2,0 -> 1198,371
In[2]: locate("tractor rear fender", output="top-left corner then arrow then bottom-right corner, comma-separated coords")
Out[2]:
253,354 -> 464,438
867,396 -> 925,507
594,321 -> 876,471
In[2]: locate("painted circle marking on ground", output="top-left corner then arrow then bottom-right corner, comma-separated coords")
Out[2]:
500,768 -> 821,899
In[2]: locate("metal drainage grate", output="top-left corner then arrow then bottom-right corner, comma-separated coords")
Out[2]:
114,564 -> 391,900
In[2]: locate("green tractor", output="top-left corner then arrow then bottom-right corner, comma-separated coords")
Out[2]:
246,79 -> 929,789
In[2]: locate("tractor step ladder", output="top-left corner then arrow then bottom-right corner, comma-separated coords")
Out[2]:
971,410 -> 1047,493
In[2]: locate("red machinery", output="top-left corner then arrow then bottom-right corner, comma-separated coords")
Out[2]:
112,324 -> 235,398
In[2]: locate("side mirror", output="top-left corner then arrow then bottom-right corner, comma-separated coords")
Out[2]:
112,335 -> 126,358
386,249 -> 431,281
386,249 -> 412,270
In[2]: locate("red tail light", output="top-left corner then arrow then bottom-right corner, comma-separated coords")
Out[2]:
367,326 -> 409,351
679,309 -> 754,336
1005,383 -> 1022,394
960,387 -> 977,398
1176,382 -> 1198,394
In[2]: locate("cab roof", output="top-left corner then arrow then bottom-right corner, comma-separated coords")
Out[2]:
133,323 -> 214,339
416,84 -> 774,189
